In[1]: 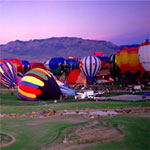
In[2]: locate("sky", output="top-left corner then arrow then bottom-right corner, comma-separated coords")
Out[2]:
0,0 -> 150,45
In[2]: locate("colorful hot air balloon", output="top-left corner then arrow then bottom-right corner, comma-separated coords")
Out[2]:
21,60 -> 31,75
66,69 -> 87,85
46,57 -> 66,77
0,62 -> 17,88
79,56 -> 101,82
18,68 -> 62,101
116,47 -> 145,80
66,59 -> 79,74
0,58 -> 22,75
138,39 -> 150,73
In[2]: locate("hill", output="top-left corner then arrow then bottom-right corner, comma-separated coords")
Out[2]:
0,37 -> 119,62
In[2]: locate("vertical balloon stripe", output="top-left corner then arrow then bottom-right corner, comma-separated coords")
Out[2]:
92,56 -> 97,77
1,64 -> 13,82
9,62 -> 17,82
90,56 -> 92,78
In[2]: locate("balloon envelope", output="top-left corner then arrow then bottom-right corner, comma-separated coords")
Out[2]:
56,80 -> 75,96
21,60 -> 31,75
47,57 -> 66,76
116,47 -> 144,80
66,69 -> 87,84
79,56 -> 101,82
66,59 -> 79,73
138,39 -> 150,73
30,62 -> 46,70
92,52 -> 104,57
0,62 -> 17,88
18,68 -> 62,101
96,56 -> 112,70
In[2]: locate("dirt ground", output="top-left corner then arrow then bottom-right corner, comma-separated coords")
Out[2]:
42,120 -> 125,150
108,94 -> 145,101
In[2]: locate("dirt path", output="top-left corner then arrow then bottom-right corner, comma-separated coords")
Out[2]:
0,131 -> 16,147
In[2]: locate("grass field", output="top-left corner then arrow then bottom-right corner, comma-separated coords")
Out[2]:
0,89 -> 150,150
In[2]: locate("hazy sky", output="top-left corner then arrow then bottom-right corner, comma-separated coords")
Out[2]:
0,0 -> 150,45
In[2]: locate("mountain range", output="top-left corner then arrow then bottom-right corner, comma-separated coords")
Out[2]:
0,37 -> 138,62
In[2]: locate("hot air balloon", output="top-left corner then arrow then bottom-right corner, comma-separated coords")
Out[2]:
116,47 -> 145,81
68,56 -> 75,59
21,60 -> 31,75
65,59 -> 79,74
46,57 -> 66,77
66,69 -> 87,85
138,39 -> 150,73
79,56 -> 101,82
0,58 -> 22,75
96,56 -> 112,70
0,62 -> 17,88
18,68 -> 62,101
92,52 -> 104,57
109,54 -> 121,79
30,62 -> 46,70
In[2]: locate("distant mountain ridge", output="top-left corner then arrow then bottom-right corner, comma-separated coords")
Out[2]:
0,37 -> 135,62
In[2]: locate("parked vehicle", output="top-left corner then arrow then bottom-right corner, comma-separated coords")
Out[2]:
75,90 -> 94,100
75,90 -> 105,100
92,94 -> 106,101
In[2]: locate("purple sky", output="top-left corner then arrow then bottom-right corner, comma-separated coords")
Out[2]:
0,0 -> 150,45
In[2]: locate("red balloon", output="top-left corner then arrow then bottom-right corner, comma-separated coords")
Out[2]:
92,52 -> 104,57
66,69 -> 87,84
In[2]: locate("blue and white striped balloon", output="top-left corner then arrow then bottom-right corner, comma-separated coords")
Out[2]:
79,56 -> 101,82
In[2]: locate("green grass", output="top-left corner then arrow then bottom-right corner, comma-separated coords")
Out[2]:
0,113 -> 149,150
0,89 -> 149,150
0,90 -> 149,114
84,113 -> 150,150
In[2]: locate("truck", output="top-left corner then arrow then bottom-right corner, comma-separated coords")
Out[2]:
75,90 -> 105,100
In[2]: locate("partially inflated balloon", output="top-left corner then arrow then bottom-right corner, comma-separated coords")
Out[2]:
18,68 -> 62,101
0,62 -> 17,88
66,69 -> 87,84
79,56 -> 101,82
